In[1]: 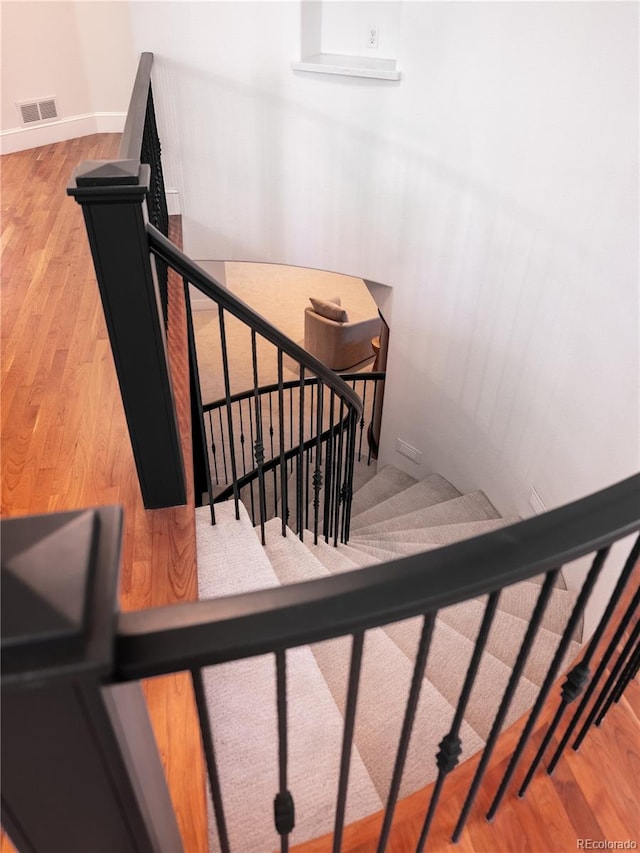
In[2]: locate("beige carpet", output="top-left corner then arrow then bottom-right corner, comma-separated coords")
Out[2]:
197,467 -> 582,852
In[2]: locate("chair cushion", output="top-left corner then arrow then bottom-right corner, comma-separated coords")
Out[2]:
309,296 -> 348,323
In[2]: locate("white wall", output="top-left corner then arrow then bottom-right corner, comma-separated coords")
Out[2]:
130,1 -> 638,631
1,1 -> 136,153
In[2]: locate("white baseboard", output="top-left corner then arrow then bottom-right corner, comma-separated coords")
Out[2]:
0,111 -> 126,155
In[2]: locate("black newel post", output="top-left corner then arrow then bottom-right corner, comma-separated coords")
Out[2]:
1,508 -> 184,853
68,160 -> 186,509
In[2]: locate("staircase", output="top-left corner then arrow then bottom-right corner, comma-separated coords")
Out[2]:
196,465 -> 582,852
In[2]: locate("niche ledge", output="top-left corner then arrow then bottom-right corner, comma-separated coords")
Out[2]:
292,53 -> 401,81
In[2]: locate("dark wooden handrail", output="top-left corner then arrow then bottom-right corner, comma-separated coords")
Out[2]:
119,52 -> 154,160
116,473 -> 640,681
146,224 -> 364,424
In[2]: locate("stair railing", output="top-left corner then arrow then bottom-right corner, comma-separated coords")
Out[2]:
146,225 -> 363,547
111,472 -> 640,852
201,372 -> 385,542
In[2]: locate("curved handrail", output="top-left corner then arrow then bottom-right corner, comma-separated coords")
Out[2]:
116,474 -> 640,680
119,52 -> 154,160
146,225 -> 363,423
202,372 -> 386,412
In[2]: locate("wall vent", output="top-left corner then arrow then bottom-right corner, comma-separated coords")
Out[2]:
17,98 -> 58,126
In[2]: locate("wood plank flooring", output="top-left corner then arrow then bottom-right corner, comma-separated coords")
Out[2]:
1,135 -> 206,853
2,135 -> 638,853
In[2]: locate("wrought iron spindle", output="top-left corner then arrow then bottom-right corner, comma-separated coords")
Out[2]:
342,410 -> 358,543
183,278 -> 215,524
323,390 -> 336,543
377,613 -> 437,853
141,86 -> 169,318
608,630 -> 640,708
251,330 -> 267,543
487,548 -> 609,820
218,407 -> 228,484
333,632 -> 365,853
452,569 -> 560,841
333,400 -> 346,547
277,350 -> 288,537
191,668 -> 230,853
358,379 -> 367,462
289,387 -> 294,473
269,391 -> 278,517
274,651 -> 294,853
368,380 -> 379,466
546,536 -> 640,775
298,367 -> 305,540
207,410 -> 220,487
573,617 -> 640,744
218,309 -> 240,519
416,592 -> 501,852
313,381 -> 324,545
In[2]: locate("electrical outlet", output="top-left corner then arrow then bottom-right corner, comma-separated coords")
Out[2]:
367,25 -> 379,49
396,438 -> 422,464
529,485 -> 547,515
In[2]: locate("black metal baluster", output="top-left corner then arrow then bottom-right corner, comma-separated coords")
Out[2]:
341,410 -> 357,544
274,651 -> 294,853
519,545 -> 627,795
323,390 -> 336,543
367,380 -> 379,466
595,620 -> 640,726
218,310 -> 240,518
278,350 -> 288,537
239,399 -> 256,523
207,410 -> 219,488
191,668 -> 230,853
487,548 -> 609,820
333,400 -> 345,548
251,331 -> 267,544
183,278 -> 215,524
546,536 -> 640,775
607,630 -> 640,709
452,569 -> 560,841
313,381 -> 324,545
305,382 -> 314,532
416,592 -> 501,852
218,407 -> 229,484
333,631 -> 365,853
141,86 -> 169,318
377,613 -> 437,853
269,391 -> 278,517
297,367 -> 305,540
358,380 -> 367,462
573,617 -> 640,744
289,387 -> 294,473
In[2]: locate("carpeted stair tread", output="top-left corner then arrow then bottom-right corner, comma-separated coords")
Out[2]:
352,491 -> 501,538
350,474 -> 461,531
438,598 -> 582,686
352,516 -> 521,547
349,465 -> 419,518
381,615 -> 539,741
344,540 -> 435,563
497,583 -> 579,637
204,645 -> 382,852
303,530 -> 363,574
309,625 -> 485,802
262,518 -> 332,584
196,502 -> 279,598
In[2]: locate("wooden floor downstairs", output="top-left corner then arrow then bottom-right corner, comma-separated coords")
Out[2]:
1,135 -> 639,852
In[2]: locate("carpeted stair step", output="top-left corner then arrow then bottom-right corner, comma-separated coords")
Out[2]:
351,517 -> 521,548
351,491 -> 502,538
438,598 -> 582,686
196,501 -> 280,598
350,474 -> 461,531
382,615 -> 539,741
349,465 -> 419,518
263,520 -> 485,801
344,540 -> 436,562
204,643 -> 382,852
302,530 -> 363,574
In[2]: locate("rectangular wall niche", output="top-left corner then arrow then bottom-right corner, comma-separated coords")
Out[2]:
293,1 -> 402,81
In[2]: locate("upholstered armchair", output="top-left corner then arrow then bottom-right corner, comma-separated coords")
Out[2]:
303,297 -> 381,371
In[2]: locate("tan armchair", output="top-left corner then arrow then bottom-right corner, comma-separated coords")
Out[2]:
304,306 -> 381,371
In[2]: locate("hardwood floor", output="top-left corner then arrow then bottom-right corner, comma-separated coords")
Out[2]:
1,135 -> 206,853
1,135 -> 638,853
